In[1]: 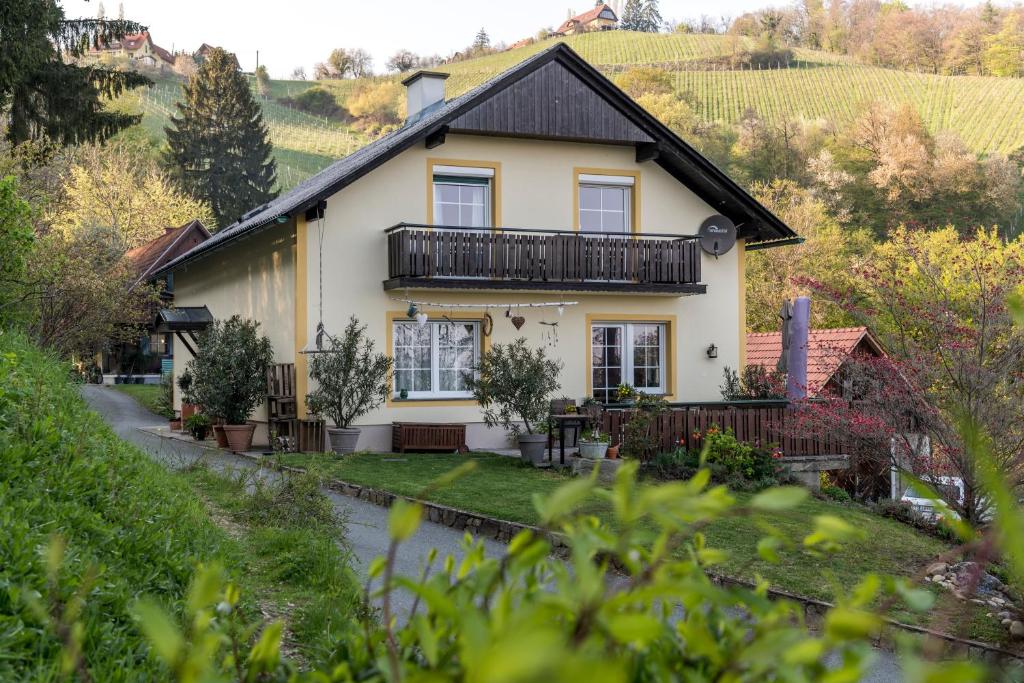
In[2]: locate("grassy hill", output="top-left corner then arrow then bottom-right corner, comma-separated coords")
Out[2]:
123,31 -> 1024,191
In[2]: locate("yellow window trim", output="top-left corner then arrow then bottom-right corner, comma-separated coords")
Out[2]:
585,313 -> 676,401
426,157 -> 502,228
294,216 -> 309,418
384,310 -> 491,408
737,237 -> 747,368
573,167 -> 641,233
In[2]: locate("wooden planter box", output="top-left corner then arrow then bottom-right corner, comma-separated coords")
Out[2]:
392,422 -> 467,453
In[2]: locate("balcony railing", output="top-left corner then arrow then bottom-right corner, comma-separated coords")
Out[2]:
383,223 -> 706,295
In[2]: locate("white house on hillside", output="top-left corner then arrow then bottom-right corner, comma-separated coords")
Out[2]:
156,43 -> 799,451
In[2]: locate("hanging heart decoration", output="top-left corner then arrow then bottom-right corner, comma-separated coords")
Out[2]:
415,312 -> 429,326
511,315 -> 526,330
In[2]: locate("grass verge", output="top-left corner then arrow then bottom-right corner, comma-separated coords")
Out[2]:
277,451 -> 951,602
0,334 -> 358,678
180,464 -> 363,666
112,382 -> 173,419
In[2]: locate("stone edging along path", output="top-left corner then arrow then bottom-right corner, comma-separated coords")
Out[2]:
143,428 -> 1022,663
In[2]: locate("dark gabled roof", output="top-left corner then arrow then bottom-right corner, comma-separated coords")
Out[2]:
127,219 -> 211,286
158,43 -> 796,276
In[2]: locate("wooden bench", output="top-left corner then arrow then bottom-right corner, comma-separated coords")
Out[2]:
392,422 -> 467,453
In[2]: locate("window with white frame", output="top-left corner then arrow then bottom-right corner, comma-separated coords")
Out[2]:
591,321 -> 667,402
432,165 -> 493,228
393,320 -> 481,398
578,173 -> 633,234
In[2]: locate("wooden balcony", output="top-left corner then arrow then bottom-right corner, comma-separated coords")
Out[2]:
383,223 -> 706,295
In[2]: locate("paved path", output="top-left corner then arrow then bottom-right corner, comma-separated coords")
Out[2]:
82,385 -> 902,681
81,385 -> 505,619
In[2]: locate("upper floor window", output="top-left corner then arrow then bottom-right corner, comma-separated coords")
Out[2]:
433,165 -> 494,228
578,173 -> 634,234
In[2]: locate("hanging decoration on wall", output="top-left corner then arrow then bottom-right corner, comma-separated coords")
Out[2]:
389,298 -> 577,335
300,200 -> 345,355
540,321 -> 559,346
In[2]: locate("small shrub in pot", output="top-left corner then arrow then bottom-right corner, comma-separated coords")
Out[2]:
186,316 -> 273,452
466,338 -> 562,466
184,413 -> 212,441
306,316 -> 392,455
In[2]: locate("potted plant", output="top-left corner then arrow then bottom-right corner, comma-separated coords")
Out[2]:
466,338 -> 563,466
306,316 -> 392,455
579,428 -> 610,460
186,316 -> 274,453
616,383 -> 637,405
185,413 -> 212,441
177,370 -> 200,424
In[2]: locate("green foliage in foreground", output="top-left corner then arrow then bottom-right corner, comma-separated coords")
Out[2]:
0,332 -> 361,679
0,333 -> 227,679
277,451 -> 949,602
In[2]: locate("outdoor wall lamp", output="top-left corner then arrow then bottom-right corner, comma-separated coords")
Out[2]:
706,343 -> 718,359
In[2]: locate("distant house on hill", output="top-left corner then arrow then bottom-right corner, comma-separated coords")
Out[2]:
194,43 -> 241,70
554,2 -> 619,36
99,220 -> 211,383
87,31 -> 175,71
746,326 -> 886,398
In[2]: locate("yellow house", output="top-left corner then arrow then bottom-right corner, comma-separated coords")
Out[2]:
156,43 -> 798,451
555,3 -> 620,35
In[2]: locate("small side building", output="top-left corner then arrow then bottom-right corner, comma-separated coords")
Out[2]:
100,220 -> 211,383
745,326 -> 886,398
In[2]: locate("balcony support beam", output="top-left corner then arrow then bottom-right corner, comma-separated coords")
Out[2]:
425,125 -> 448,149
383,277 -> 706,296
636,142 -> 660,163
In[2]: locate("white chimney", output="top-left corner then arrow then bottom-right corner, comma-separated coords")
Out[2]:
402,71 -> 450,123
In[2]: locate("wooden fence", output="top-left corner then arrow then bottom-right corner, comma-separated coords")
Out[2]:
601,401 -> 847,461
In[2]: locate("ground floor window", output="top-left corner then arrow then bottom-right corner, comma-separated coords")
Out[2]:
591,321 -> 667,402
393,320 -> 480,399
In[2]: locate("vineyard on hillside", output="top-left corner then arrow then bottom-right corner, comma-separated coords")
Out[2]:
121,31 -> 1024,191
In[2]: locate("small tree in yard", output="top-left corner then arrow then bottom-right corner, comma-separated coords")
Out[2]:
187,316 -> 273,425
306,317 -> 391,453
466,338 -> 562,436
801,227 -> 1024,521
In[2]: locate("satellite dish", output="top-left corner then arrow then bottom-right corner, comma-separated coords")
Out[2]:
698,215 -> 736,256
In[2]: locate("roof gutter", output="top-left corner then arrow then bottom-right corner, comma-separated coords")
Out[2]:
744,236 -> 805,251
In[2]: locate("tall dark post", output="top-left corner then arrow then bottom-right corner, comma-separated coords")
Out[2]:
786,296 -> 811,400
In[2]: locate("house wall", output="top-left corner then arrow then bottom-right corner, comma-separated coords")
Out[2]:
172,224 -> 296,442
296,133 -> 743,450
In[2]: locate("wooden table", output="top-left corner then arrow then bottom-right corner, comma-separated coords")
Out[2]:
547,413 -> 592,466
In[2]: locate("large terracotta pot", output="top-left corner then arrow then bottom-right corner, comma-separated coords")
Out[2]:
222,423 -> 256,452
327,427 -> 360,455
181,403 -> 199,423
212,424 -> 229,448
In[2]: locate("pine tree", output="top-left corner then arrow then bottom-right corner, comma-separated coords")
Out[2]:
1,0 -> 151,145
620,0 -> 643,30
639,0 -> 662,32
164,48 -> 278,228
473,28 -> 491,51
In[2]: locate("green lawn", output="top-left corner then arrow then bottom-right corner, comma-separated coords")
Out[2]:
276,451 -> 950,602
112,383 -> 172,418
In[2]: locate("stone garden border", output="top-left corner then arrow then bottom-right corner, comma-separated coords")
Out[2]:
141,427 -> 1024,664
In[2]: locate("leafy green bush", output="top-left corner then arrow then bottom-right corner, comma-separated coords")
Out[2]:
466,337 -> 562,435
186,316 -> 273,424
649,426 -> 783,491
821,484 -> 853,503
619,392 -> 668,459
306,316 -> 392,428
280,87 -> 348,119
0,332 -> 229,679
